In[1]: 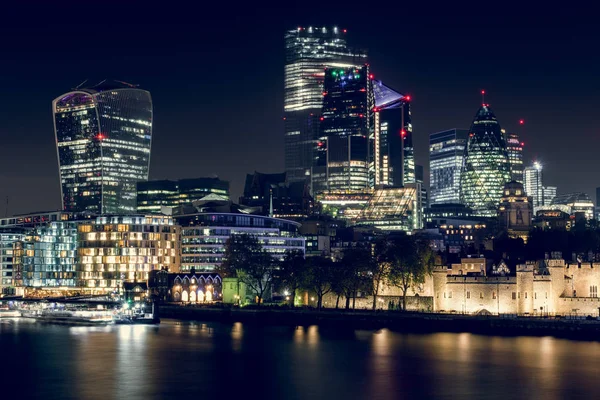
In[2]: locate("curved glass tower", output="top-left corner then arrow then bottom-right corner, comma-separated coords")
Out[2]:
460,105 -> 510,217
52,80 -> 152,214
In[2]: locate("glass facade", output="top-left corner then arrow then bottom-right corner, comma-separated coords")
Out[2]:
356,184 -> 422,231
429,129 -> 468,205
19,222 -> 78,288
53,81 -> 152,214
523,163 -> 544,207
14,215 -> 178,293
137,178 -> 230,213
505,132 -> 524,183
239,172 -> 313,219
77,215 -> 179,290
284,26 -> 366,185
460,106 -> 510,217
177,213 -> 305,272
372,81 -> 410,188
314,65 -> 373,194
0,230 -> 26,293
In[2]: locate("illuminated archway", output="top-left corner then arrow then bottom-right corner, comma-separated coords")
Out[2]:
181,290 -> 189,303
197,290 -> 205,302
190,290 -> 196,303
206,290 -> 213,302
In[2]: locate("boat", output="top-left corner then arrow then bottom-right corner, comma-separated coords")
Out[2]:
21,309 -> 114,326
113,313 -> 160,325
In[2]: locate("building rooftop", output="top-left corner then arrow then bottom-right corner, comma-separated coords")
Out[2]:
373,80 -> 406,109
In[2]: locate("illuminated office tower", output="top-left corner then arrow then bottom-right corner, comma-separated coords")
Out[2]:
372,80 -> 411,187
53,80 -> 153,214
505,132 -> 524,183
543,186 -> 557,206
429,129 -> 468,204
313,65 -> 373,194
523,162 -> 544,207
284,26 -> 366,185
460,105 -> 510,217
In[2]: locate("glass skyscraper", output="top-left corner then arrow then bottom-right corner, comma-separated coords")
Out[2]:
53,80 -> 153,215
505,131 -> 524,183
460,105 -> 510,217
372,80 -> 410,188
429,129 -> 468,205
284,26 -> 366,186
313,65 -> 373,194
523,162 -> 544,207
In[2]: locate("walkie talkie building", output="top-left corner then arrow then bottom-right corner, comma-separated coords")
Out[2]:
52,80 -> 152,214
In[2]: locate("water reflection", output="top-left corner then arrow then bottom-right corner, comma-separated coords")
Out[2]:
3,320 -> 600,399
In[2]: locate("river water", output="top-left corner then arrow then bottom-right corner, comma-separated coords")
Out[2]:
1,318 -> 599,399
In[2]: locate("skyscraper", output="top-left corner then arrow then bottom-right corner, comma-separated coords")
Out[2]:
372,80 -> 410,187
505,132 -> 524,183
523,162 -> 543,207
460,105 -> 510,217
53,80 -> 152,214
429,128 -> 468,205
543,186 -> 557,206
284,26 -> 366,186
313,65 -> 373,194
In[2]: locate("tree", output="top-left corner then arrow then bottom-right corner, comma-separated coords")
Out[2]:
220,234 -> 274,305
372,240 -> 394,310
386,233 -> 434,311
303,256 -> 334,310
277,251 -> 306,307
337,247 -> 374,310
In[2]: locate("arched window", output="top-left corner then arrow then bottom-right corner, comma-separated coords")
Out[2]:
181,290 -> 189,302
190,290 -> 196,303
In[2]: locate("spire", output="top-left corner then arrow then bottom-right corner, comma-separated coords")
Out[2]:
269,188 -> 274,217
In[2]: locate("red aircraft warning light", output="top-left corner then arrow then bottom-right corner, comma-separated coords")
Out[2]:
519,119 -> 525,125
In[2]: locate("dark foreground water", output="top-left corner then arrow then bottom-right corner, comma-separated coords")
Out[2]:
1,318 -> 600,400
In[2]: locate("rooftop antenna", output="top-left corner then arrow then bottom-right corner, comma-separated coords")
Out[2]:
115,80 -> 139,88
269,187 -> 274,218
74,79 -> 88,90
481,90 -> 486,106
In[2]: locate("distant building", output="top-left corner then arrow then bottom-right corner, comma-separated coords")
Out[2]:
284,26 -> 366,185
505,131 -> 524,183
429,129 -> 468,205
543,186 -> 557,208
546,192 -> 595,220
534,210 -> 571,231
14,215 -> 179,296
53,80 -> 152,214
0,229 -> 26,294
355,184 -> 422,231
0,211 -> 91,229
137,177 -> 230,214
523,162 -> 544,207
372,80 -> 410,187
239,172 -> 313,219
313,65 -> 373,194
460,105 -> 510,217
175,197 -> 305,272
425,203 -> 474,225
498,181 -> 533,242
597,187 -> 600,220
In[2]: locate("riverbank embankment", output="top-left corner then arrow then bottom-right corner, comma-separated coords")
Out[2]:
159,305 -> 600,341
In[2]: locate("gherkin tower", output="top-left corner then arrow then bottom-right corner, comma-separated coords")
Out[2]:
460,105 -> 510,217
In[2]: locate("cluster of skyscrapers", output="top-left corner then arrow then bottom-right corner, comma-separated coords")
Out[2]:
1,25 -> 599,299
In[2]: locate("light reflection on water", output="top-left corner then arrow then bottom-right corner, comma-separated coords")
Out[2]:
2,318 -> 600,399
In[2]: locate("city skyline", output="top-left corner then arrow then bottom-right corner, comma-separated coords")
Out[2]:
1,4 -> 599,216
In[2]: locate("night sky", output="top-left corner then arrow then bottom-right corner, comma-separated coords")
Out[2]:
1,3 -> 598,216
